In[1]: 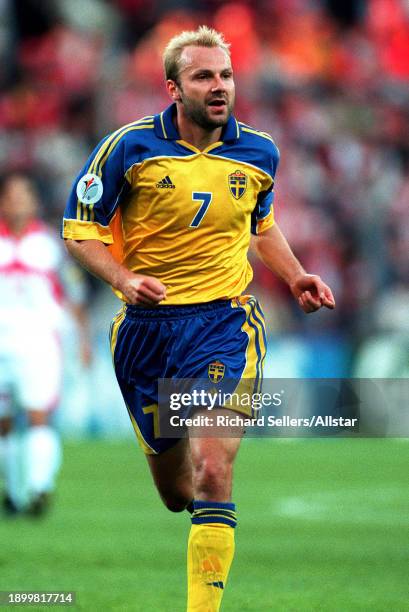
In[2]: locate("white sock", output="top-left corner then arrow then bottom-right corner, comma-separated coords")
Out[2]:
24,426 -> 62,497
2,432 -> 25,508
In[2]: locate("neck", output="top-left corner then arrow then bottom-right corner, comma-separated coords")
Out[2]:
5,218 -> 32,236
175,112 -> 223,151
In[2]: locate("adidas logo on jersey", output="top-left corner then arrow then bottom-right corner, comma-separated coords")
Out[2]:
156,175 -> 175,189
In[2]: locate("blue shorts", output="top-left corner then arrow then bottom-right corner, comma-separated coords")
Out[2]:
109,296 -> 266,454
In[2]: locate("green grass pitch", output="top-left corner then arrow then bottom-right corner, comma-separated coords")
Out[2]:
1,438 -> 408,611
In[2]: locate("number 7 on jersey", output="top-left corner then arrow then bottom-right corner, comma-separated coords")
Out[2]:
190,192 -> 213,228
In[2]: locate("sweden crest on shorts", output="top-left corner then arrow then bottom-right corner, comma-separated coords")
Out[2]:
208,361 -> 225,383
228,170 -> 247,200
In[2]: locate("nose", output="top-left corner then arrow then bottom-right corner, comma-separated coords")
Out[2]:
211,74 -> 226,92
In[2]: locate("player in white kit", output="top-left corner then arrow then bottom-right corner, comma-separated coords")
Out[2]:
0,172 -> 89,516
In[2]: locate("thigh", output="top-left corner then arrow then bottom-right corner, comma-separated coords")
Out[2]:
119,382 -> 181,455
146,438 -> 192,500
17,331 -> 62,411
111,309 -> 193,503
111,308 -> 181,455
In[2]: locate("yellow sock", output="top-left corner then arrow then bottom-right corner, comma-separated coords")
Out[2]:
187,501 -> 237,612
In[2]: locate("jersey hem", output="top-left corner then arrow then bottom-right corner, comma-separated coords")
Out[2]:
255,210 -> 275,235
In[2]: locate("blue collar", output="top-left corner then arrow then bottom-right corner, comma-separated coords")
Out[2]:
154,103 -> 240,142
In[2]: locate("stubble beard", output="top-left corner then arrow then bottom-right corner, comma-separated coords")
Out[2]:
179,91 -> 234,130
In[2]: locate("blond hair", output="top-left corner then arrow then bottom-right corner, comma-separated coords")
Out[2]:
163,25 -> 231,82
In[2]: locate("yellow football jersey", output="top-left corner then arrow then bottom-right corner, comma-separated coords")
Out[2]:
62,104 -> 279,304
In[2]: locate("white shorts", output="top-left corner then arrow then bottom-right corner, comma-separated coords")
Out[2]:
0,328 -> 62,418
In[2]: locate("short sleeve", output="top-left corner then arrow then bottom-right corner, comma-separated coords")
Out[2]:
251,141 -> 280,235
61,134 -> 129,243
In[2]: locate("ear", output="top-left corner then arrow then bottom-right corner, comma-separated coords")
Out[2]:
166,79 -> 182,102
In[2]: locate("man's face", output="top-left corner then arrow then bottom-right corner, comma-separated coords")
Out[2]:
172,45 -> 235,130
0,176 -> 38,227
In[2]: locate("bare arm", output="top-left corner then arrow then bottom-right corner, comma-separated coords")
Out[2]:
252,224 -> 335,313
64,239 -> 166,306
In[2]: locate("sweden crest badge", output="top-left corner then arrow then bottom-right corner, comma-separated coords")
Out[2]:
228,170 -> 247,200
208,361 -> 225,383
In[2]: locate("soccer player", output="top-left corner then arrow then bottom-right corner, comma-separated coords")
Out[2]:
0,172 -> 90,516
63,27 -> 335,611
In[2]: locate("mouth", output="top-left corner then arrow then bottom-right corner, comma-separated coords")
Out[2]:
207,99 -> 227,111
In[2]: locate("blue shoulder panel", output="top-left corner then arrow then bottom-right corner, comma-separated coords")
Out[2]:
216,122 -> 280,182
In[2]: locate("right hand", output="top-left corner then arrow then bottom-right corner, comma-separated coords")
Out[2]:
116,270 -> 166,305
290,273 -> 335,314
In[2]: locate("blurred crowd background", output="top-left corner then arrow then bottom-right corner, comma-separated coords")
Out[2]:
0,0 -> 408,435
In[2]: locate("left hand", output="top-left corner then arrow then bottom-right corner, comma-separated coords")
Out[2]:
290,274 -> 335,314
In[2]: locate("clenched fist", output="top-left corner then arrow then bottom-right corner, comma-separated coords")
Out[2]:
116,270 -> 166,305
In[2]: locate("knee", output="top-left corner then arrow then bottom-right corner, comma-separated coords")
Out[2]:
161,493 -> 190,513
27,411 -> 48,427
0,418 -> 13,436
194,458 -> 232,499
